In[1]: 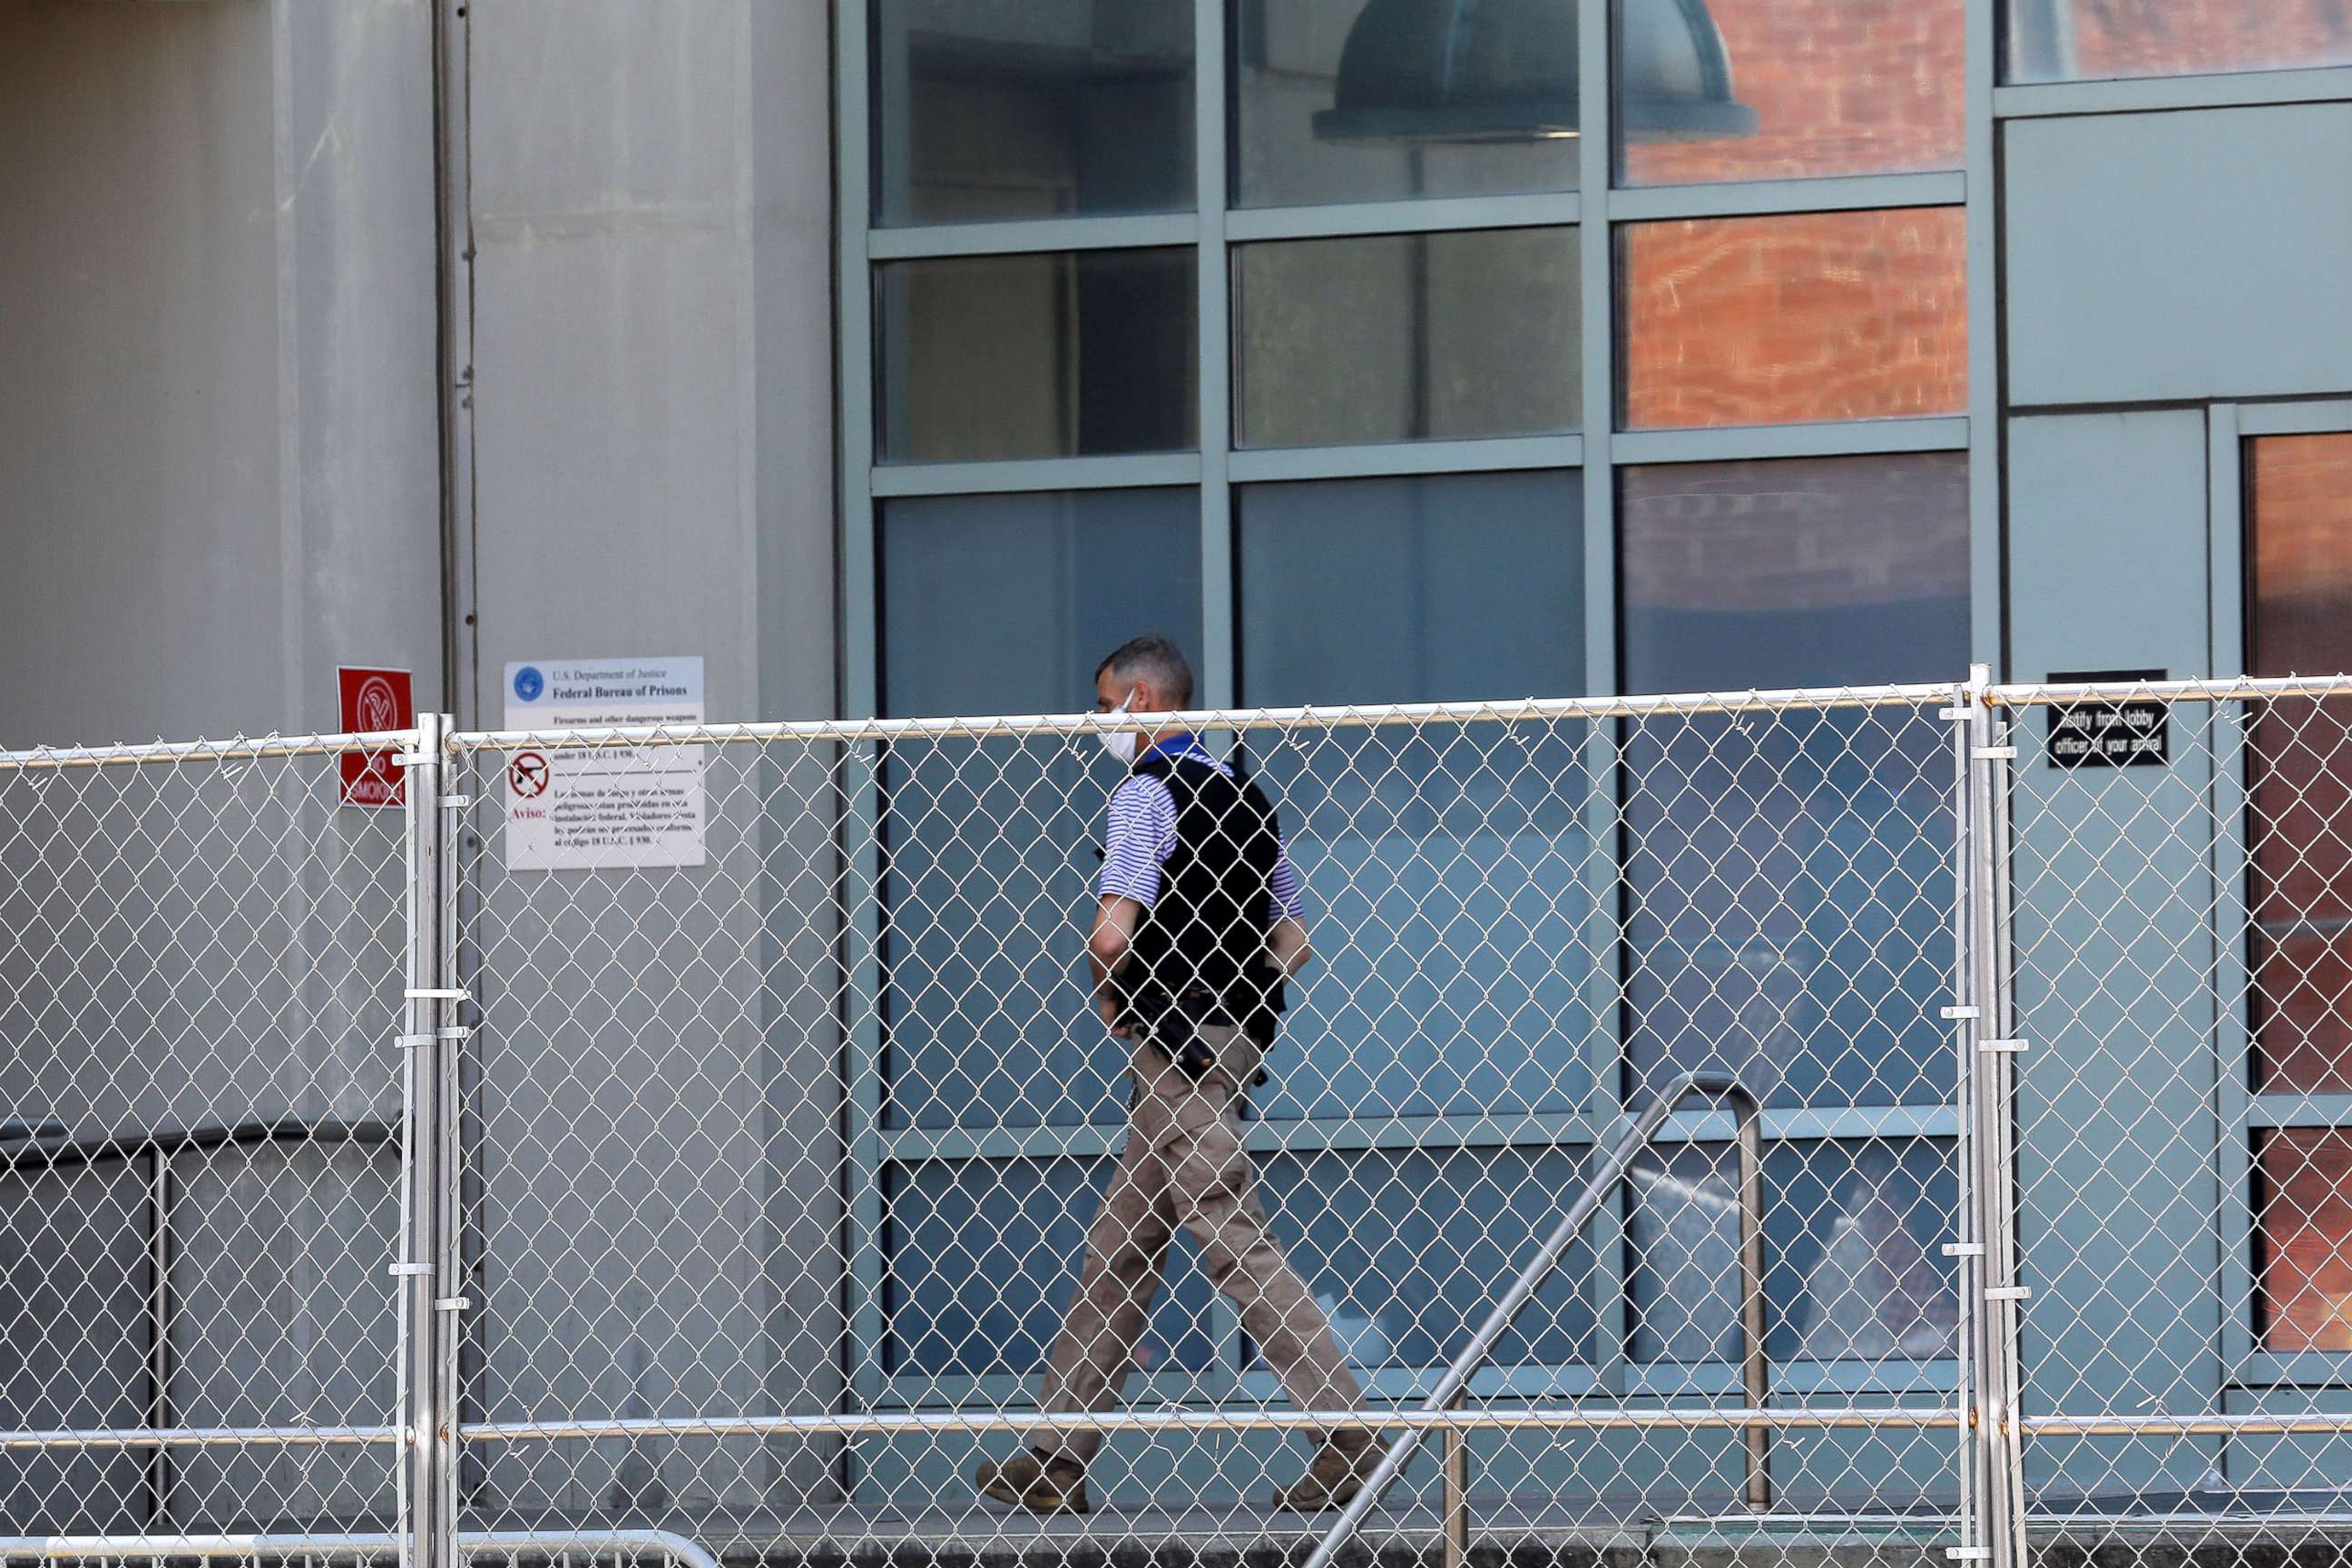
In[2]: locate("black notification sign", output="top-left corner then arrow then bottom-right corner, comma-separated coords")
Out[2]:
2046,669 -> 2169,768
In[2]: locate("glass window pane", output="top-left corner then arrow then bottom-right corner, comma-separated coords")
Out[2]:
2004,1 -> 2352,84
2249,434 -> 2352,1095
1230,0 -> 1580,209
1234,228 -> 1581,449
876,249 -> 1197,464
880,489 -> 1202,1131
2257,1128 -> 2352,1354
883,1157 -> 1219,1377
1618,209 -> 1967,431
1630,1138 -> 1959,1367
1239,472 -> 1592,1120
871,0 -> 1195,226
1617,0 -> 1965,185
1259,1147 -> 1596,1371
1620,456 -> 1968,1110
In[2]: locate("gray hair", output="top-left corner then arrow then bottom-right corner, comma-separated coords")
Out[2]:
1095,633 -> 1195,709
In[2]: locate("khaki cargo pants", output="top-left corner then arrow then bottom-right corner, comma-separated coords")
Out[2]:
1035,1024 -> 1365,1465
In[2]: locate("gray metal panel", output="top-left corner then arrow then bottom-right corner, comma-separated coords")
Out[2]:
0,1161 -> 150,1534
2004,104 -> 2352,407
2004,410 -> 2220,1494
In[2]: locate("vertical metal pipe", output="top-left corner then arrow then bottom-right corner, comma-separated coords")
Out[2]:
401,713 -> 453,1568
434,738 -> 465,1547
430,0 -> 477,722
1946,676 -> 1981,1559
1965,668 -> 2024,1568
1440,1421 -> 1467,1568
1984,697 -> 2030,1568
1732,1094 -> 1770,1511
144,1149 -> 173,1528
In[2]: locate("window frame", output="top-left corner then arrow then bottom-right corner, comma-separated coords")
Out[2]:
2211,398 -> 2352,1390
833,0 -> 1998,1475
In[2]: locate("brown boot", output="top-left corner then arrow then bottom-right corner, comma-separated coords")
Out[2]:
1275,1427 -> 1382,1512
975,1448 -> 1092,1515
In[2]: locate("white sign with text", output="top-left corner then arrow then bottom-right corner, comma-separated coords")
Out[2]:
501,656 -> 706,871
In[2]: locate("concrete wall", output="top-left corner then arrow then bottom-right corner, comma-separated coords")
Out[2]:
0,0 -> 443,747
461,0 -> 842,1517
0,0 -> 440,1530
0,0 -> 843,1529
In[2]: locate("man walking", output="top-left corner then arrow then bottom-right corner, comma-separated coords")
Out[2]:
975,634 -> 1378,1516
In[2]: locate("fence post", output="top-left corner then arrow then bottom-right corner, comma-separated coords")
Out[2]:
1963,667 -> 2029,1568
399,714 -> 461,1568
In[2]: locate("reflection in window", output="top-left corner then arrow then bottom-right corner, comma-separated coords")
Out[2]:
2249,433 -> 2352,1097
1230,0 -> 1581,208
1619,0 -> 1965,186
870,0 -> 1195,226
1239,471 -> 1592,1121
2258,1130 -> 2352,1354
2004,0 -> 2352,84
883,1157 -> 1219,1377
879,489 -> 1201,1132
1259,1147 -> 1595,1371
876,249 -> 1197,463
1630,1139 -> 1959,1366
1235,228 -> 1581,448
1619,209 -> 1967,430
1620,455 -> 1968,1110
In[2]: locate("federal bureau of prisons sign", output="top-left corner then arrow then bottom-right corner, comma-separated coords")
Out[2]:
2045,668 -> 2169,768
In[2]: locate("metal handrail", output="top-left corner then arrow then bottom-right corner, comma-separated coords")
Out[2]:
1304,1071 -> 1767,1568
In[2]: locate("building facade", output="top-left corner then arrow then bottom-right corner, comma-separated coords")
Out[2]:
3,0 -> 2351,1531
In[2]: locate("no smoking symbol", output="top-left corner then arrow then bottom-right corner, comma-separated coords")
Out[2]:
509,750 -> 551,799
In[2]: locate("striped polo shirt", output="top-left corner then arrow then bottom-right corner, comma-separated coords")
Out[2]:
1096,733 -> 1305,924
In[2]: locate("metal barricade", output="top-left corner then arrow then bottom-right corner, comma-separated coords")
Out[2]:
5,671 -> 2347,1568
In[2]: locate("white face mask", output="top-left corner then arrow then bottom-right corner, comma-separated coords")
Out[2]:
1099,685 -> 1142,765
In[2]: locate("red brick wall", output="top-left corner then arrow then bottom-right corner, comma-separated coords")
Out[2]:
1623,0 -> 1966,187
1620,208 -> 1968,429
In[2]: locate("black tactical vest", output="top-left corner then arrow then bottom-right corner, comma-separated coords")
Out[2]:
1122,752 -> 1289,1031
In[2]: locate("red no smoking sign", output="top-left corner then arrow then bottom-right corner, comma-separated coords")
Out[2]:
338,666 -> 415,808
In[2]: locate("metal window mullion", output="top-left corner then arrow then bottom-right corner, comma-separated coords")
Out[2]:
834,5 -> 894,1508
2206,416 -> 2263,1379
1613,416 -> 1971,466
871,454 -> 1201,498
867,213 -> 1197,260
878,1110 -> 1612,1164
1225,191 -> 1583,242
1193,0 -> 1244,1395
1227,435 -> 1584,485
1578,0 -> 1630,1412
1610,169 -> 1967,222
1965,0 -> 2002,685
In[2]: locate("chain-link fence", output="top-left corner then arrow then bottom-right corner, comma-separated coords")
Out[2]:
0,733 -> 409,1541
5,673 -> 2348,1568
1995,677 -> 2352,1568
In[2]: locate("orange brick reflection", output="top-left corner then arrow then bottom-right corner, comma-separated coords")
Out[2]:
2260,1129 -> 2352,1353
2249,434 -> 2352,1094
2066,0 -> 2352,81
1619,208 -> 1967,430
1622,0 -> 1966,186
